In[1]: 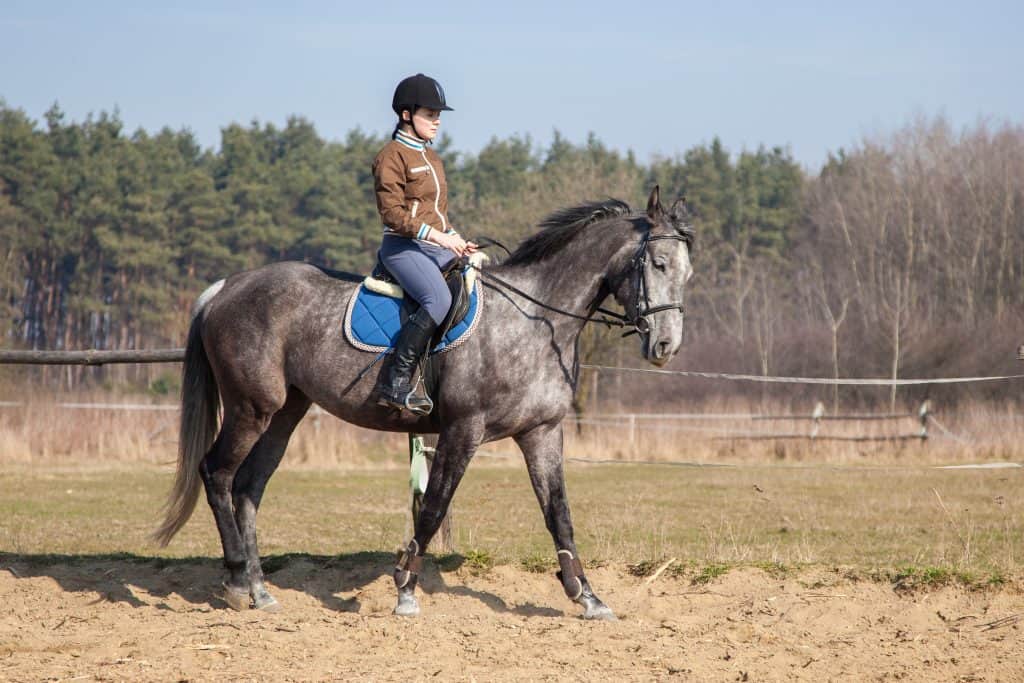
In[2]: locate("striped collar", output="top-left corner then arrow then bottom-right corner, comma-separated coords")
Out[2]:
394,129 -> 426,151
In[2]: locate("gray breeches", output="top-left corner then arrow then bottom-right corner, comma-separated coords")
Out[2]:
379,234 -> 457,326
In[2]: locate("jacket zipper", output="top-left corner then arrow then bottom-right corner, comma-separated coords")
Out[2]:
419,150 -> 447,232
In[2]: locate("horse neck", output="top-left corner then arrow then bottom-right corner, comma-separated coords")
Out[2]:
493,221 -> 636,340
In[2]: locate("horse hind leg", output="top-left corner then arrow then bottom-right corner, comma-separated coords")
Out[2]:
231,387 -> 311,611
201,397 -> 282,610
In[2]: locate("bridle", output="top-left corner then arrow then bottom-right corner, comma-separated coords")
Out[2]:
472,227 -> 692,337
608,230 -> 690,336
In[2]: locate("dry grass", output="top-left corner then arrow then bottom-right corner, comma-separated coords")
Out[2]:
0,387 -> 1020,467
0,390 -> 409,468
564,393 -> 1024,465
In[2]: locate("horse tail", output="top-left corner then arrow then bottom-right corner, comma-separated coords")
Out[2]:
153,282 -> 224,546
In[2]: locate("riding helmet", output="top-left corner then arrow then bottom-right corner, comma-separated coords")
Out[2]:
391,73 -> 454,116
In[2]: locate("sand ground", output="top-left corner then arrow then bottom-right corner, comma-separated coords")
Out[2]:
1,558 -> 1021,682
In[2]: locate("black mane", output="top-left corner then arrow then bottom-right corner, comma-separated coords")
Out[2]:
504,199 -> 633,266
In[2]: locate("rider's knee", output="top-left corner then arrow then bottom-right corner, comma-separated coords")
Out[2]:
424,287 -> 451,326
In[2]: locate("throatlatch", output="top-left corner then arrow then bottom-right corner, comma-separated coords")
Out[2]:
394,539 -> 424,590
556,549 -> 585,600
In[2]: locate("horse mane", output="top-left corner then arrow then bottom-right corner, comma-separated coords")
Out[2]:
503,199 -> 634,266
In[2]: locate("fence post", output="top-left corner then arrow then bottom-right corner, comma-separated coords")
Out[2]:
811,402 -> 824,439
918,401 -> 930,442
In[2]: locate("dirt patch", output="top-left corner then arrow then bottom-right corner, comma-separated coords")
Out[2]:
1,559 -> 1021,681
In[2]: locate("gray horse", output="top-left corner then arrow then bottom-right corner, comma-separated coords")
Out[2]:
155,186 -> 694,620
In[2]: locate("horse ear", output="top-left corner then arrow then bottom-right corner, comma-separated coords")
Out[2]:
669,196 -> 687,219
646,185 -> 664,223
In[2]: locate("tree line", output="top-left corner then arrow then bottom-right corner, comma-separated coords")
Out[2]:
1,101 -> 1021,404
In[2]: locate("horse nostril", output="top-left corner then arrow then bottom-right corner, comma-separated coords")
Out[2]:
655,340 -> 670,358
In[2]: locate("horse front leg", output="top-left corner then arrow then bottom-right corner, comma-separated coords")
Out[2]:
515,422 -> 616,621
393,420 -> 481,617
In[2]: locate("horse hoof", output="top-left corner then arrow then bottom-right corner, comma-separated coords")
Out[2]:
393,594 -> 420,617
219,583 -> 251,611
583,604 -> 617,621
253,593 -> 281,613
579,594 -> 617,621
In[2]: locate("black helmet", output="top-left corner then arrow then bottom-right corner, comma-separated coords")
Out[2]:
391,73 -> 454,116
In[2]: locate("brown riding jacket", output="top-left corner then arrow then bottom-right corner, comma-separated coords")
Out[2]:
372,129 -> 457,241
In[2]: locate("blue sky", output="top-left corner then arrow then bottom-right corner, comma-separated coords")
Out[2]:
2,1 -> 1021,169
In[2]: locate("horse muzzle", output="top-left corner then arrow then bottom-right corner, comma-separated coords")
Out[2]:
641,316 -> 683,367
642,332 -> 679,367
647,338 -> 674,367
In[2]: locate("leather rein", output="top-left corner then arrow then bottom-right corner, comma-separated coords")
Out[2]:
470,230 -> 689,337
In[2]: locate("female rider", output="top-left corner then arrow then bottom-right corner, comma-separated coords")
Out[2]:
372,73 -> 477,413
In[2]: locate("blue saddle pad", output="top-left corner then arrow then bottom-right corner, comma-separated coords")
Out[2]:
344,279 -> 482,355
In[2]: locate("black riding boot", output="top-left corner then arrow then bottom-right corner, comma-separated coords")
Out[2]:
375,308 -> 438,414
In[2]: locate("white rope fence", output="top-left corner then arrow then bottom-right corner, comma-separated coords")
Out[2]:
580,364 -> 1024,385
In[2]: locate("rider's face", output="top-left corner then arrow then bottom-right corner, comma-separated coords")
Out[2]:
404,107 -> 441,141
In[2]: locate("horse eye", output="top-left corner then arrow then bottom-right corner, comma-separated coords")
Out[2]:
653,258 -> 667,271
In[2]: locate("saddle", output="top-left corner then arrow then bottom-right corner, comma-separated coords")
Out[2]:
365,251 -> 489,345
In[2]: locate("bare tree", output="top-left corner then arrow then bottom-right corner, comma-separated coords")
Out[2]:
818,283 -> 850,414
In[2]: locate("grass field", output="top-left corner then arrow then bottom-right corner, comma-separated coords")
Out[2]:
2,459 -> 1020,586
2,387 -> 1022,585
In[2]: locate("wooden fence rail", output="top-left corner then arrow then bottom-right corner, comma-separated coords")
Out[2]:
567,401 -> 932,443
0,349 -> 185,366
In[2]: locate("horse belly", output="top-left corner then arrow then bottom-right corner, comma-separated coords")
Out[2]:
439,358 -> 573,442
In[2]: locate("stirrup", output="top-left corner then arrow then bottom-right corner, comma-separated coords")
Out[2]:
403,390 -> 434,416
376,387 -> 432,415
401,393 -> 434,413
401,372 -> 433,416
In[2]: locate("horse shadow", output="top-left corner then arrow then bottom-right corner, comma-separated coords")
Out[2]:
0,551 -> 564,618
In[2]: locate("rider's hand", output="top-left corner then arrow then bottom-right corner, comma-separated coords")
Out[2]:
430,229 -> 477,257
448,227 -> 479,254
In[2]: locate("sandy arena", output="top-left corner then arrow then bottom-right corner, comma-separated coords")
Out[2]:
2,557 -> 1022,681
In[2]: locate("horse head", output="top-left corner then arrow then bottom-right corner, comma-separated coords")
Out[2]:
608,185 -> 694,367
